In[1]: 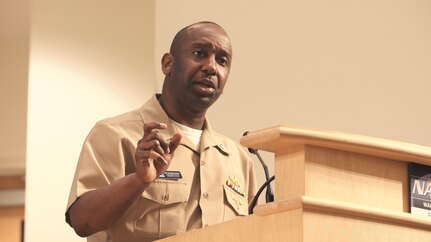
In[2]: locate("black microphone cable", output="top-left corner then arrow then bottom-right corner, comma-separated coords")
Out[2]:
243,131 -> 275,212
252,148 -> 274,203
248,175 -> 275,214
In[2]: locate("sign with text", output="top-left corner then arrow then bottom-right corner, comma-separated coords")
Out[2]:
409,163 -> 431,218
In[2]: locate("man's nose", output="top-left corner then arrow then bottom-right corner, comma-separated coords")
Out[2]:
202,56 -> 217,75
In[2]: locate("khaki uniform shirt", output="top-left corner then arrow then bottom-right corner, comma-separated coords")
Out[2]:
66,95 -> 257,242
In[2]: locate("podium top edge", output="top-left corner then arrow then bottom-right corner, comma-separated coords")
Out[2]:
240,125 -> 431,165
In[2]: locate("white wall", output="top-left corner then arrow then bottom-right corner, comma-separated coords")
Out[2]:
25,1 -> 155,241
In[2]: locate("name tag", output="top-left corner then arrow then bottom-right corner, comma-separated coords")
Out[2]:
159,171 -> 183,180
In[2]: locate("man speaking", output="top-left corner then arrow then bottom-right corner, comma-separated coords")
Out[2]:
65,21 -> 257,242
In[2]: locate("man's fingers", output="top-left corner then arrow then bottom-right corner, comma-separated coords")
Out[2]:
136,149 -> 168,165
149,131 -> 169,153
143,122 -> 167,136
149,150 -> 168,166
168,133 -> 182,154
139,123 -> 181,162
141,122 -> 170,153
138,138 -> 168,155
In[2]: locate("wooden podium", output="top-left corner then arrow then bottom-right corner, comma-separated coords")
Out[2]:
157,125 -> 431,242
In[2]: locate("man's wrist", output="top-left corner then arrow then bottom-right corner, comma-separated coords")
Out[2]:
130,172 -> 152,192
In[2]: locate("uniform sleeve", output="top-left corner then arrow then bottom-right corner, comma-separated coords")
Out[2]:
66,122 -> 132,213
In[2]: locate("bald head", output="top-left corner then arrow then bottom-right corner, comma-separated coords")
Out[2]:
169,21 -> 231,57
159,21 -> 233,128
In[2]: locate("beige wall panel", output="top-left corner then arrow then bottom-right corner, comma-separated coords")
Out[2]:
26,1 -> 155,241
0,0 -> 30,175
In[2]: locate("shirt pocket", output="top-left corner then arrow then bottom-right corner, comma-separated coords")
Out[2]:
223,183 -> 248,218
133,180 -> 188,239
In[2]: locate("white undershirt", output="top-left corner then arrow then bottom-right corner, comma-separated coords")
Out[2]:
171,120 -> 203,149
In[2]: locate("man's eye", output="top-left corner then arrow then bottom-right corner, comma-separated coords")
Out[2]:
217,57 -> 229,66
193,50 -> 205,57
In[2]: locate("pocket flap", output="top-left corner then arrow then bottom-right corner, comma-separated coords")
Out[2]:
223,184 -> 248,216
142,180 -> 187,205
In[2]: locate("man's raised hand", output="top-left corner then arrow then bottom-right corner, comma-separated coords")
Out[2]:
135,122 -> 182,184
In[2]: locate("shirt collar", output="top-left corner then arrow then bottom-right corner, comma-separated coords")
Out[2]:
138,94 -> 230,154
201,120 -> 231,155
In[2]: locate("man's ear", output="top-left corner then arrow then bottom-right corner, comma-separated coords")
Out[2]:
161,53 -> 173,75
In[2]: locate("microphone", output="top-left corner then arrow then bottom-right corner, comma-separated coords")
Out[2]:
243,131 -> 274,212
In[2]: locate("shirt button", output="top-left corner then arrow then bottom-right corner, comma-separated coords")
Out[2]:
200,160 -> 205,165
203,192 -> 209,199
204,224 -> 209,227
